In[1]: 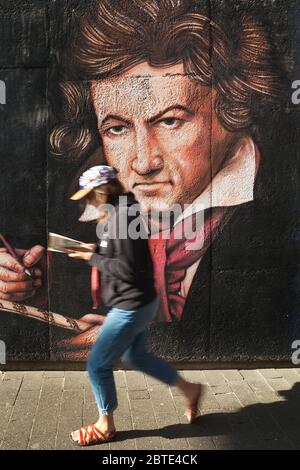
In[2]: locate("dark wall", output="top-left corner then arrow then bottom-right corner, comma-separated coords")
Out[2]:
0,0 -> 300,363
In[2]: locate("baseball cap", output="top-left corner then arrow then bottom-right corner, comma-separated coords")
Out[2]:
70,165 -> 117,200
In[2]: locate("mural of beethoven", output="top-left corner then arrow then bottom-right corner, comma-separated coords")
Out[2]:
1,0 -> 298,361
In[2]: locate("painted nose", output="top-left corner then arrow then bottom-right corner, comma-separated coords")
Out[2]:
132,156 -> 163,176
131,128 -> 163,175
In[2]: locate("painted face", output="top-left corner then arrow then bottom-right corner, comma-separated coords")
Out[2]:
91,63 -> 237,212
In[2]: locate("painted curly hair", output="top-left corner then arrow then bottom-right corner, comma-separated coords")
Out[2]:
50,0 -> 289,158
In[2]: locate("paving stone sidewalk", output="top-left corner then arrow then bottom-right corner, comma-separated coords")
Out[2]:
0,368 -> 299,450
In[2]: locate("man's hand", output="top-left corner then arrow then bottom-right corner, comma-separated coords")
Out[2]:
0,245 -> 44,301
53,313 -> 106,360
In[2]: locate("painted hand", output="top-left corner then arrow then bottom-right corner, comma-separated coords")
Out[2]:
53,314 -> 106,360
0,245 -> 44,301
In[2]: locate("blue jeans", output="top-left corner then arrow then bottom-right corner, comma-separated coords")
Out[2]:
87,297 -> 179,415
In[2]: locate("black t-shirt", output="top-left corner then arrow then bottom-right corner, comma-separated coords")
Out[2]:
88,193 -> 156,310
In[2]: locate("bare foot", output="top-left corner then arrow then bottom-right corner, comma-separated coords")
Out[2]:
186,382 -> 202,404
184,383 -> 202,423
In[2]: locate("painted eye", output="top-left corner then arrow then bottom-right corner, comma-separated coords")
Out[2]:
106,125 -> 127,135
159,118 -> 181,128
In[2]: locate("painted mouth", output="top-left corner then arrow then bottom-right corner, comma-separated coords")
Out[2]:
134,181 -> 171,193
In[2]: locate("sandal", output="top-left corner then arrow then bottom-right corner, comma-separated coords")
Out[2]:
184,383 -> 202,424
70,424 -> 117,446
